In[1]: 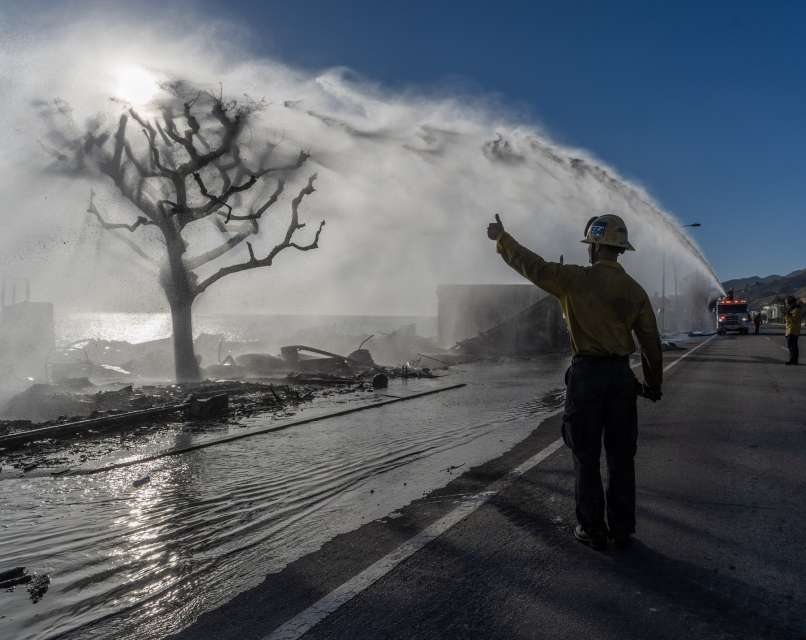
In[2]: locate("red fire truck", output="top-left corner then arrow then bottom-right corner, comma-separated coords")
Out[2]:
716,296 -> 751,335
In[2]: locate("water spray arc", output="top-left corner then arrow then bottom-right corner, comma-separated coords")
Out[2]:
2,18 -> 723,326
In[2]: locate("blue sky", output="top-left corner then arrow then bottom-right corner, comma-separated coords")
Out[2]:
190,0 -> 804,281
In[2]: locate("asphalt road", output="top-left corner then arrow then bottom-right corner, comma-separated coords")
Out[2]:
173,330 -> 806,640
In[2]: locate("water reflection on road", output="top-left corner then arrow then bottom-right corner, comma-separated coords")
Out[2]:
0,358 -> 568,640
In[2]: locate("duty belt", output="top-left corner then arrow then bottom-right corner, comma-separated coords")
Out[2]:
572,353 -> 630,363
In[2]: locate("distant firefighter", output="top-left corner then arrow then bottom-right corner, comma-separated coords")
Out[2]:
753,312 -> 762,335
784,296 -> 801,365
488,212 -> 662,550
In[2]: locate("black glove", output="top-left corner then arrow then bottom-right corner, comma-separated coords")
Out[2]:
487,213 -> 505,241
641,384 -> 663,402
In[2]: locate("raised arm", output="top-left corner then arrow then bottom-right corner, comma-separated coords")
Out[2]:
489,214 -> 578,298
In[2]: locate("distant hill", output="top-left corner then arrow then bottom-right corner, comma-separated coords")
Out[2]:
722,268 -> 806,306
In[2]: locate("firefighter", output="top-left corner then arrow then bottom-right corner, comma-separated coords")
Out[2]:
753,312 -> 762,335
784,296 -> 801,365
487,213 -> 662,550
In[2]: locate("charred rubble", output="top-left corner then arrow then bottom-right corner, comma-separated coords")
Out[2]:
0,285 -> 587,438
0,324 -> 446,433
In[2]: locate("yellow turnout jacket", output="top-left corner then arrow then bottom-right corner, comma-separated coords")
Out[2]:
785,306 -> 802,336
497,232 -> 663,388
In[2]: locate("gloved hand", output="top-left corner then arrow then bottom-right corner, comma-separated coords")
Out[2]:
487,213 -> 505,241
634,376 -> 662,401
641,384 -> 663,402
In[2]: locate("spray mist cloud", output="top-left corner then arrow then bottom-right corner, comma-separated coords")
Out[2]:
0,9 -> 722,318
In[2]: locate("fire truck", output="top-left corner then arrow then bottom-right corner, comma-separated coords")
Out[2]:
716,295 -> 751,335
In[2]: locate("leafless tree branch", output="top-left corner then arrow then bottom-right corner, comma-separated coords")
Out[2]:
182,228 -> 252,271
224,179 -> 286,221
195,174 -> 324,294
175,99 -> 244,176
46,85 -> 323,306
86,191 -> 158,265
183,148 -> 306,224
155,119 -> 174,147
289,220 -> 326,252
87,191 -> 153,233
253,150 -> 310,178
184,98 -> 201,134
191,171 -> 257,222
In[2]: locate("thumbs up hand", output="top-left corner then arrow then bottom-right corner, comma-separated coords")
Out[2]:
487,213 -> 505,241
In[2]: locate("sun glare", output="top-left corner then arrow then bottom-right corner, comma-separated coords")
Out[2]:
115,64 -> 158,106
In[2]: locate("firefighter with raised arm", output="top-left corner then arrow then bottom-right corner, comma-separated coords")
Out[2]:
487,213 -> 662,550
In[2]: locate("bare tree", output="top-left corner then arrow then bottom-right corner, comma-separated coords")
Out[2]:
40,84 -> 325,382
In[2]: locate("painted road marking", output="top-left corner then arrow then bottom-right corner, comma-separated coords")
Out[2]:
265,438 -> 564,640
263,335 -> 716,640
660,333 -> 716,373
763,335 -> 789,353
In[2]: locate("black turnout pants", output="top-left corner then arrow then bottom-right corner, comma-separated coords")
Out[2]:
787,335 -> 799,364
562,356 -> 638,536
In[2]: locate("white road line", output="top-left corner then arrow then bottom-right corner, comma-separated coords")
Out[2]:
661,334 -> 716,373
263,336 -> 715,640
763,335 -> 788,352
265,438 -> 565,640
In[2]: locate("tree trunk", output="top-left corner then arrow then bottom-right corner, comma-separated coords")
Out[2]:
169,295 -> 201,383
160,221 -> 201,382
162,233 -> 201,384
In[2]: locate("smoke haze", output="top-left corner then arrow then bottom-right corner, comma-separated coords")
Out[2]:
0,7 -> 722,318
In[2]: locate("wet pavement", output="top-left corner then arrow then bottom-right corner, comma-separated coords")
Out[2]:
0,358 -> 569,640
173,331 -> 806,640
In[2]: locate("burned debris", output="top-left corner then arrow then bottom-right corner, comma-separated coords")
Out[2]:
452,295 -> 568,357
0,319 -> 449,441
435,284 -> 569,359
0,567 -> 50,604
0,380 -> 316,449
0,276 -> 577,461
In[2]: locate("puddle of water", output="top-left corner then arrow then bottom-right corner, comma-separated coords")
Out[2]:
0,358 -> 568,640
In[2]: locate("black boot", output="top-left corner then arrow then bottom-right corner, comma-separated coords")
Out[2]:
609,530 -> 633,550
573,525 -> 607,550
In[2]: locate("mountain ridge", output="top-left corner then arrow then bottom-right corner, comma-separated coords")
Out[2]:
722,268 -> 806,306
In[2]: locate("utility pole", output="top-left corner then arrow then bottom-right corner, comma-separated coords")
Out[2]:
673,261 -> 678,333
661,223 -> 702,336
